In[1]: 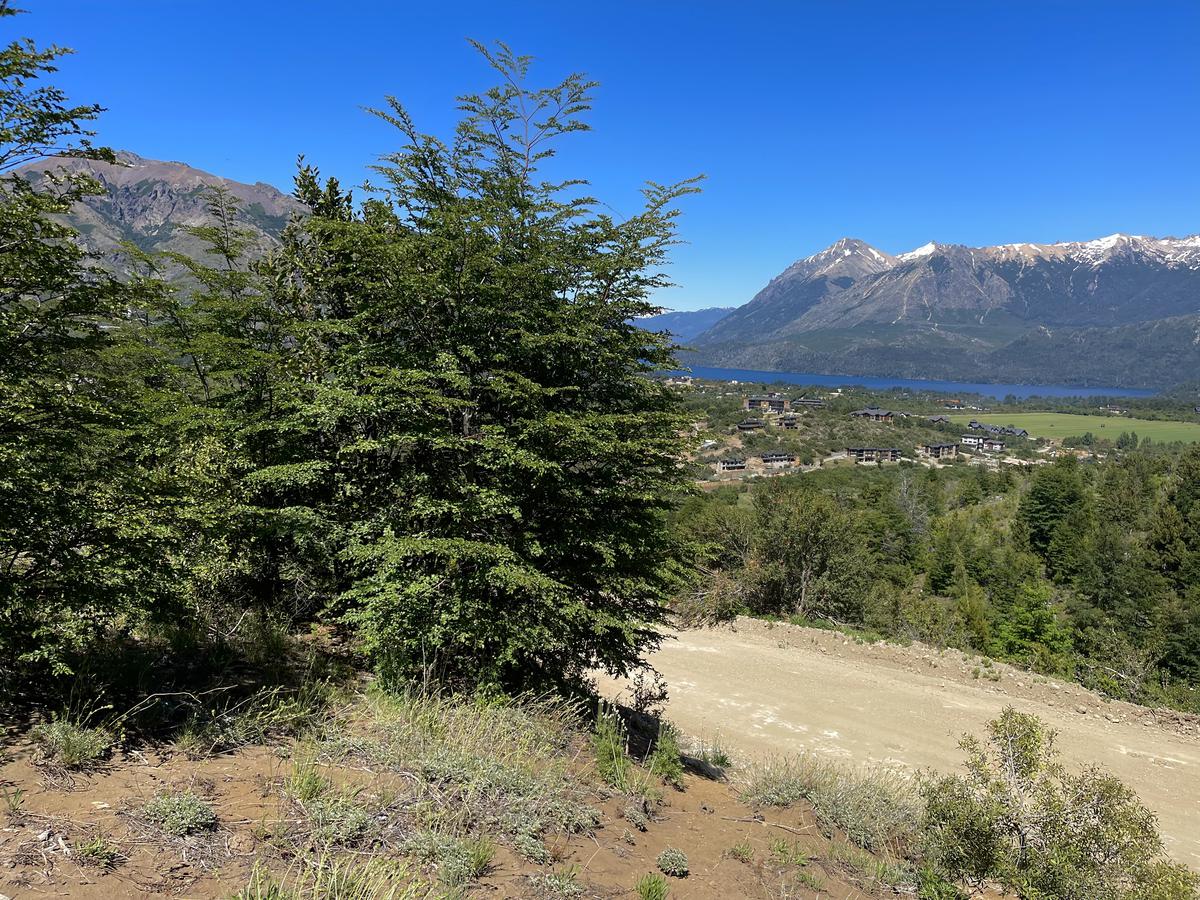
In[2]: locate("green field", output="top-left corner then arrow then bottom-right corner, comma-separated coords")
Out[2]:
946,412 -> 1200,444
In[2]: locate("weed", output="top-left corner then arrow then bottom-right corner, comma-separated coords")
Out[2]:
649,724 -> 685,789
175,678 -> 337,758
31,718 -> 110,770
740,753 -> 921,853
693,735 -> 732,770
726,840 -> 753,863
1,785 -> 25,818
529,867 -> 585,898
234,854 -> 430,899
824,839 -> 913,890
73,833 -> 121,868
592,707 -> 633,788
635,872 -> 670,900
622,802 -> 649,831
304,795 -> 373,846
402,830 -> 494,887
656,847 -> 689,878
142,791 -> 217,836
795,869 -> 826,891
286,752 -> 332,803
769,836 -> 809,867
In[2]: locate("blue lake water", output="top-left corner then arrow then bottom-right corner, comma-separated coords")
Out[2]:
681,366 -> 1157,400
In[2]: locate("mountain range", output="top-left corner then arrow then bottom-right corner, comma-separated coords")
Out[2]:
19,151 -> 1200,389
17,151 -> 303,279
686,235 -> 1200,388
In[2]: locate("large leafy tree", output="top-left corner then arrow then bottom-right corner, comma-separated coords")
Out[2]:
234,44 -> 699,688
0,5 -> 173,674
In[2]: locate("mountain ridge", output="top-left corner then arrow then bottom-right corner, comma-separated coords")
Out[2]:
691,231 -> 1200,388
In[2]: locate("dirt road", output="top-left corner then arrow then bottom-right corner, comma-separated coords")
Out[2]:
600,618 -> 1200,867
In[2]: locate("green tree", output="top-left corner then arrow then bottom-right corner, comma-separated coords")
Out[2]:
745,482 -> 871,621
246,44 -> 699,688
0,8 -> 173,674
1018,457 -> 1088,557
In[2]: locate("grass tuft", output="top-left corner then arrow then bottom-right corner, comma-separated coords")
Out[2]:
636,871 -> 670,899
740,752 -> 921,854
234,854 -> 430,899
31,718 -> 111,770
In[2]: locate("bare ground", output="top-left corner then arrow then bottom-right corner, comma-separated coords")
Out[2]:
600,617 -> 1200,869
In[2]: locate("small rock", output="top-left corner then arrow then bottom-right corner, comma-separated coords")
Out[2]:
1075,705 -> 1088,715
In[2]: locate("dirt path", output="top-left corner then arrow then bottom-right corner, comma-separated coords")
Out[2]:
600,618 -> 1200,867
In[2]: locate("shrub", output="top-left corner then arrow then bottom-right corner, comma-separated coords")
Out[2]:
923,707 -> 1199,900
304,795 -> 373,846
656,848 -> 689,878
529,868 -> 585,898
142,791 -> 217,836
31,719 -> 111,770
740,752 -> 921,853
592,707 -> 633,788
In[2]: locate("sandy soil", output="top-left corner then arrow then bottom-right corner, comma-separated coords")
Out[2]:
600,618 -> 1200,868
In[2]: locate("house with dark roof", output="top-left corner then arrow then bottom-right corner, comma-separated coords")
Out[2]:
736,418 -> 766,431
850,407 -> 894,423
778,414 -> 801,429
760,452 -> 796,467
744,393 -> 790,413
717,458 -> 747,472
983,438 -> 1006,453
920,442 -> 958,459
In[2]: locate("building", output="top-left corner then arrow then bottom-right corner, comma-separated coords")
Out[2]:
736,418 -> 766,431
846,446 -> 901,463
760,452 -> 796,467
961,434 -> 985,448
926,415 -> 951,425
697,439 -> 719,452
717,458 -> 747,472
968,420 -> 1029,438
850,407 -> 894,423
983,438 -> 1006,453
792,397 -> 825,409
920,443 -> 958,459
744,393 -> 790,413
778,414 -> 801,430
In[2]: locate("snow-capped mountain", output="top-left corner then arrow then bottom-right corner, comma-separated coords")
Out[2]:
690,232 -> 1200,388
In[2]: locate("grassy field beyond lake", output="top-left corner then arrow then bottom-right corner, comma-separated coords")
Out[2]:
948,412 -> 1200,444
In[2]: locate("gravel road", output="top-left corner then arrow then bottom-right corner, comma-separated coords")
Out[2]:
600,618 -> 1200,867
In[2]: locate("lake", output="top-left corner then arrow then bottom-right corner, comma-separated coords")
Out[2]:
681,366 -> 1157,400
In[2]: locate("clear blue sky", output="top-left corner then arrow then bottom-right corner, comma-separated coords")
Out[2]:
19,1 -> 1200,310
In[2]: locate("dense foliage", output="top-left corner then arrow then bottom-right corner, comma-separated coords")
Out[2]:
924,708 -> 1197,899
0,23 -> 695,691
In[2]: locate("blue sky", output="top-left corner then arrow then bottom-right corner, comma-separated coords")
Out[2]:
20,1 -> 1200,310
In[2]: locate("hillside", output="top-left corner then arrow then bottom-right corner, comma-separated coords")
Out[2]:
689,234 -> 1200,388
638,306 -> 735,343
17,151 -> 302,277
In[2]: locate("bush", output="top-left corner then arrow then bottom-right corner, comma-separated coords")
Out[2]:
656,847 -> 689,878
923,707 -> 1199,900
142,791 -> 217,836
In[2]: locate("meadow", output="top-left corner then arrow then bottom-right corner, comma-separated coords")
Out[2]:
947,412 -> 1200,443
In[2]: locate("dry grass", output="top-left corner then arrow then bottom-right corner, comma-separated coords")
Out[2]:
739,752 -> 922,855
